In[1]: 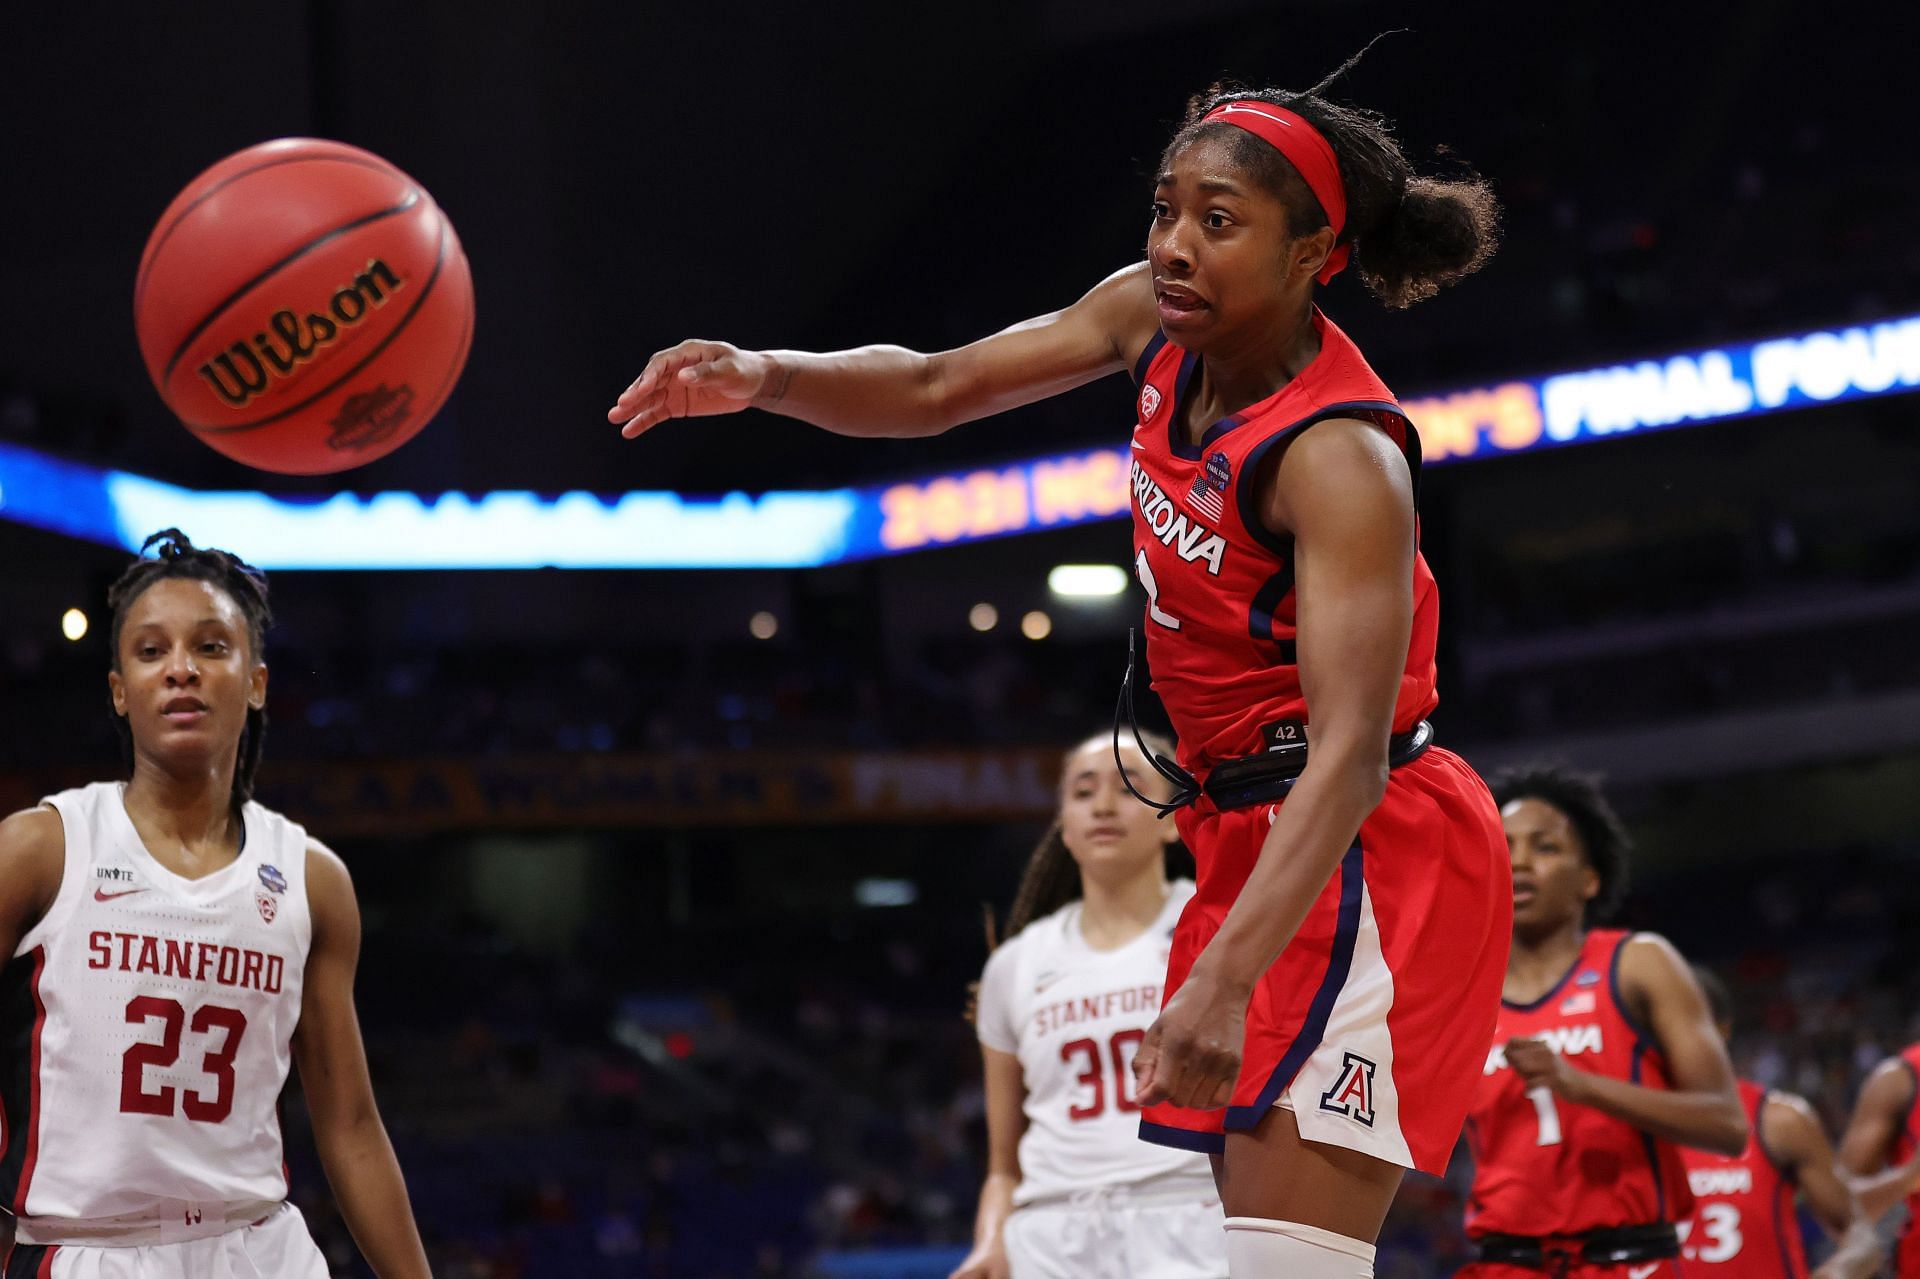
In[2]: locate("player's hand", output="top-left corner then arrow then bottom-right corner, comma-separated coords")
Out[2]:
609,340 -> 776,439
949,1241 -> 1010,1279
1133,969 -> 1248,1111
1504,1036 -> 1584,1099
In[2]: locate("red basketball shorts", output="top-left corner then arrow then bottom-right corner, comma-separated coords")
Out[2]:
1139,746 -> 1511,1174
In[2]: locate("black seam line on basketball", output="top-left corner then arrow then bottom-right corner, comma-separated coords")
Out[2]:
422,278 -> 475,415
161,190 -> 423,385
135,151 -> 406,311
197,214 -> 449,435
348,262 -> 473,461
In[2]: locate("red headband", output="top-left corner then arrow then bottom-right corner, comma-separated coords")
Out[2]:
1200,100 -> 1350,284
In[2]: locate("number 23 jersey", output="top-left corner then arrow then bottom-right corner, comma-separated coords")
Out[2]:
1,782 -> 311,1221
976,882 -> 1210,1204
1465,928 -> 1695,1237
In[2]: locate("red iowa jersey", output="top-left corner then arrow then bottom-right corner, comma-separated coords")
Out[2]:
1678,1081 -> 1808,1279
1465,929 -> 1695,1237
1127,309 -> 1439,775
1888,1043 -> 1920,1278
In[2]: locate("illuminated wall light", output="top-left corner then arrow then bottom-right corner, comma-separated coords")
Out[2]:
1021,610 -> 1052,641
854,877 -> 919,908
749,611 -> 779,640
61,608 -> 88,642
1048,564 -> 1128,597
968,602 -> 998,632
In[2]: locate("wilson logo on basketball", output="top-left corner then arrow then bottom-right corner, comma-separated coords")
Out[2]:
328,383 -> 416,453
197,258 -> 407,409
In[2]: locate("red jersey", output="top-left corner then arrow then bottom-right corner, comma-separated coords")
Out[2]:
1678,1081 -> 1808,1279
1465,929 -> 1695,1237
1127,309 -> 1439,774
1888,1043 -> 1920,1278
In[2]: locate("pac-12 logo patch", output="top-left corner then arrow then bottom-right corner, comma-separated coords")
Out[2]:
258,864 -> 288,895
1139,383 -> 1162,421
256,892 -> 278,924
1318,1051 -> 1378,1127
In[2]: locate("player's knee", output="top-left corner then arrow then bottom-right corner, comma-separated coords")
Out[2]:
1223,1217 -> 1375,1278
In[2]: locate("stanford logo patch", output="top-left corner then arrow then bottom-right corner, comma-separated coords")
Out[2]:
1139,383 -> 1162,421
1318,1051 -> 1378,1127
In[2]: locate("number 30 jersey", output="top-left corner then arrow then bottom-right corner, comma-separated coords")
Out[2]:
1465,928 -> 1695,1238
1,782 -> 311,1223
975,882 -> 1210,1205
1128,309 -> 1440,776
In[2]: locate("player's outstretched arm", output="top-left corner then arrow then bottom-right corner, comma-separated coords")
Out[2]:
608,262 -> 1157,441
1508,935 -> 1746,1154
1763,1091 -> 1885,1279
951,1045 -> 1025,1279
1837,1057 -> 1920,1220
0,807 -> 64,963
294,839 -> 433,1279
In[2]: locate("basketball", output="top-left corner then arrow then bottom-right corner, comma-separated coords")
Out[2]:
134,137 -> 474,475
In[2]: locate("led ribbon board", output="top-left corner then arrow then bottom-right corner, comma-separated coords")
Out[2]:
3,315 -> 1916,569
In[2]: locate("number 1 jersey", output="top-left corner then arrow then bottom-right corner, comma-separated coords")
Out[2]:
1465,928 -> 1695,1237
0,782 -> 311,1222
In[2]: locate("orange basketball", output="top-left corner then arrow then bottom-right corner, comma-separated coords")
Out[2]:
134,138 -> 474,475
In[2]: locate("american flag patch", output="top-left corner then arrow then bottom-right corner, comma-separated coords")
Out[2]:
1188,450 -> 1232,522
1560,991 -> 1597,1015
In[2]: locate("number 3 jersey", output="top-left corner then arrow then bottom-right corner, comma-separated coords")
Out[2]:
1,782 -> 311,1223
1128,309 -> 1439,776
1678,1081 -> 1808,1279
1465,928 -> 1695,1237
975,882 -> 1210,1205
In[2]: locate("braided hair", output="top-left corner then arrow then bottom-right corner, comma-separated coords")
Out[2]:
106,529 -> 273,812
1163,42 -> 1502,309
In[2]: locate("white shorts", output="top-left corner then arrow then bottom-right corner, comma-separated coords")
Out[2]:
1004,1183 -> 1227,1279
4,1204 -> 327,1279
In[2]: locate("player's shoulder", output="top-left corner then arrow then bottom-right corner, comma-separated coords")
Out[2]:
1759,1086 -> 1821,1128
0,804 -> 65,869
0,805 -> 67,925
302,835 -> 350,889
1000,900 -> 1077,956
1858,1049 -> 1920,1101
1611,929 -> 1685,973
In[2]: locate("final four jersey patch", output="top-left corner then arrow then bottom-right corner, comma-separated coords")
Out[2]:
1187,451 -> 1231,522
258,863 -> 288,894
1319,1051 -> 1379,1127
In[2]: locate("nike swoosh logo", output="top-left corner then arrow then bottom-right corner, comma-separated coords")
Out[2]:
1131,439 -> 1148,450
1627,1264 -> 1663,1279
94,886 -> 147,902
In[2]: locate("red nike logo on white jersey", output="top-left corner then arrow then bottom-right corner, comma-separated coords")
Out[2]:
94,886 -> 147,902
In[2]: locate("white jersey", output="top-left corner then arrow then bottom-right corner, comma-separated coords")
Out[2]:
1,782 -> 311,1227
976,881 -> 1211,1206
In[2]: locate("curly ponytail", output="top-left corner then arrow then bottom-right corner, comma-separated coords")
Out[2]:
1164,43 -> 1502,309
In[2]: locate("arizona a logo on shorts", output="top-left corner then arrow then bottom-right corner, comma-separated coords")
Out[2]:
1139,383 -> 1162,421
1318,1051 -> 1378,1127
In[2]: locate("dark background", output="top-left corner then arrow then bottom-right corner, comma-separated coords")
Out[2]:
4,3 -> 1920,1277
